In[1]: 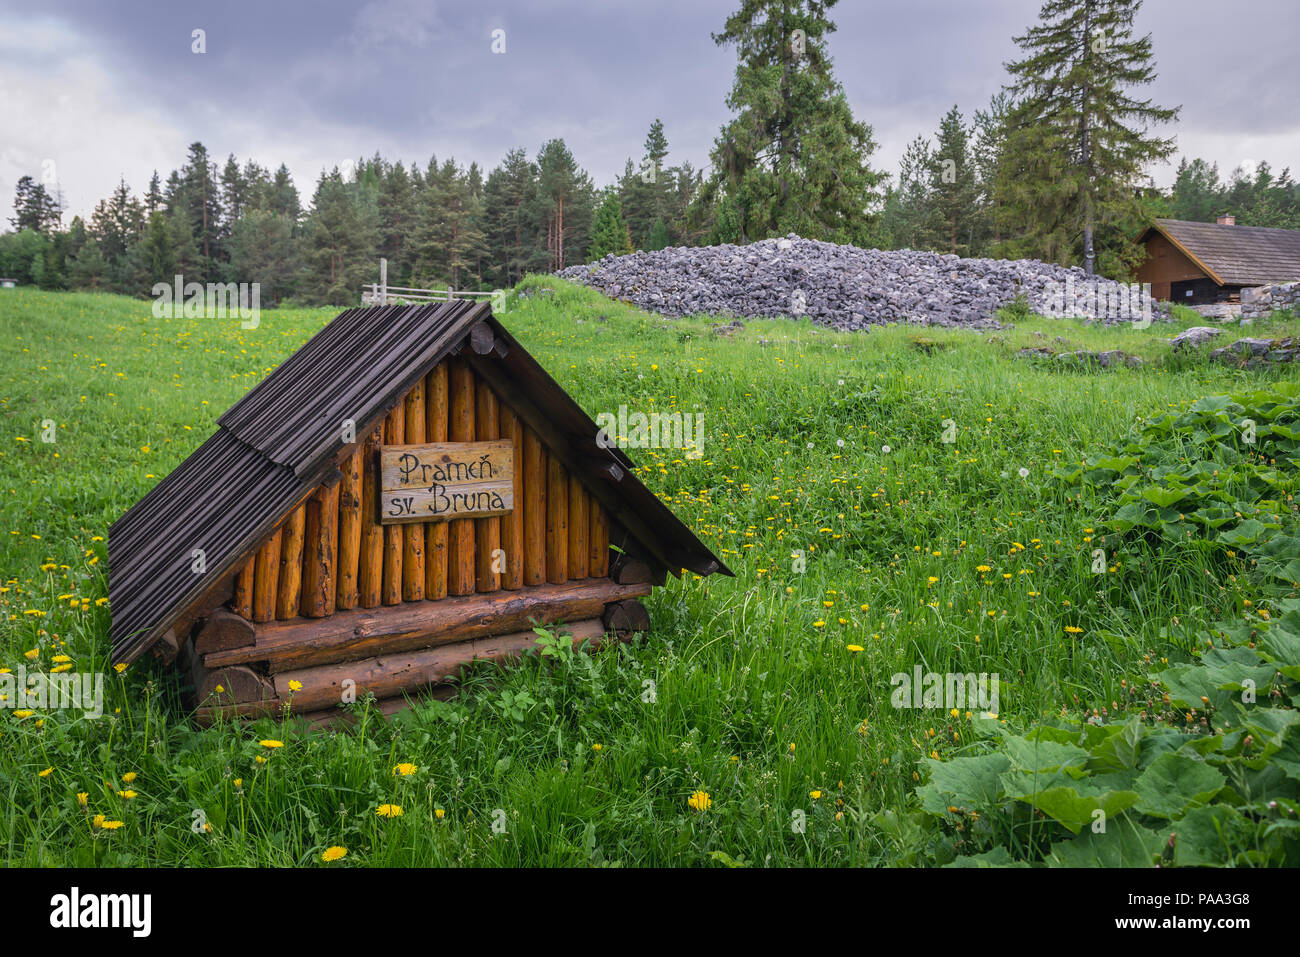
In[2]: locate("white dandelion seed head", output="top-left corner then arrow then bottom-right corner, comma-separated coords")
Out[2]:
882,445 -> 891,454
1018,467 -> 1029,478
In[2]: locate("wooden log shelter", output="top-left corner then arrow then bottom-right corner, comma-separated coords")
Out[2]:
108,301 -> 730,724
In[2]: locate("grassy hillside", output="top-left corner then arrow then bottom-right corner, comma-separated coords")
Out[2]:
1,282 -> 1298,866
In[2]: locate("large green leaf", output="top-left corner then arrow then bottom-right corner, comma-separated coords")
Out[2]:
1173,805 -> 1256,867
943,846 -> 1029,868
1002,736 -> 1088,774
1086,718 -> 1144,774
1134,752 -> 1225,819
1047,820 -> 1166,867
917,754 -> 1010,814
1021,786 -> 1139,835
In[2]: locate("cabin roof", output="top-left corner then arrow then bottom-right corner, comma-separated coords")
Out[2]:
108,301 -> 731,666
1140,219 -> 1300,287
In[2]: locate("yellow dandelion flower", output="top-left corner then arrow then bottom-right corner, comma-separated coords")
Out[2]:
376,804 -> 403,818
38,767 -> 53,778
259,739 -> 284,749
392,763 -> 417,776
687,790 -> 712,812
321,846 -> 348,862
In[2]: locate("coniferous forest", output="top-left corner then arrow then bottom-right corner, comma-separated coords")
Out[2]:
3,0 -> 1298,304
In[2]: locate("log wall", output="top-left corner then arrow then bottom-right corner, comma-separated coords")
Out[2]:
228,355 -> 612,623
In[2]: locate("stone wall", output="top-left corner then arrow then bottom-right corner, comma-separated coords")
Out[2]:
1240,281 -> 1300,320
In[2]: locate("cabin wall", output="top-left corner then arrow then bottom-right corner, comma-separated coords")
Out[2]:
228,354 -> 613,624
1137,233 -> 1211,301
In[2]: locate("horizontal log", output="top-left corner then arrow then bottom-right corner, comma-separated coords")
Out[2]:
193,608 -> 257,655
202,578 -> 652,672
294,686 -> 458,729
197,665 -> 277,706
272,618 -> 608,712
603,598 -> 651,635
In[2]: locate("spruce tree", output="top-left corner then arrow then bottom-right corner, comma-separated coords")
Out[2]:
588,191 -> 634,260
699,0 -> 883,244
924,106 -> 979,255
1001,0 -> 1179,274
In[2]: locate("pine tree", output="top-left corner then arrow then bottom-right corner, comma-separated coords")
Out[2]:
623,119 -> 675,248
300,169 -> 379,304
1168,158 -> 1221,222
10,176 -> 63,233
175,143 -> 223,278
879,136 -> 935,251
536,140 -> 593,271
588,191 -> 634,260
924,106 -> 979,255
971,91 -> 1012,253
698,0 -> 884,244
144,172 -> 164,217
1001,0 -> 1179,274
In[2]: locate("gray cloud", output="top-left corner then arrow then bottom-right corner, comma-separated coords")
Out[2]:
2,0 -> 1296,226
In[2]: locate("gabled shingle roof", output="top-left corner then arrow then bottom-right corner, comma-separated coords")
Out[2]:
109,302 -> 730,666
1142,219 -> 1300,287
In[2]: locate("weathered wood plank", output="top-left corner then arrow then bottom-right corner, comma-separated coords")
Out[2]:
358,427 -> 384,609
251,526 -> 282,623
522,427 -> 547,586
424,363 -> 450,600
448,358 -> 476,595
546,454 -> 569,583
231,559 -> 254,619
203,578 -> 652,671
500,407 -> 525,589
567,475 -> 589,580
475,383 -> 501,592
336,446 -> 364,610
272,617 -> 608,712
401,381 -> 426,600
275,504 -> 306,619
300,479 -> 340,618
589,501 -> 610,577
194,607 -> 257,655
379,439 -> 514,523
382,404 -> 404,604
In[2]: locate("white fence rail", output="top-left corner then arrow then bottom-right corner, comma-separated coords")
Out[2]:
361,258 -> 494,305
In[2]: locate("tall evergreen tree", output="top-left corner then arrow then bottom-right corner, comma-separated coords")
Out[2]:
697,0 -> 884,244
176,142 -> 223,276
971,90 -> 1013,252
588,190 -> 634,260
925,105 -> 979,255
536,140 -> 593,270
10,176 -> 63,233
1001,0 -> 1179,275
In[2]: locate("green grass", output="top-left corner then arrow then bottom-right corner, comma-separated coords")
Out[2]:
0,280 -> 1297,866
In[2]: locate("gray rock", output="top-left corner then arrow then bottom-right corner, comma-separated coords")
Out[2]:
1169,326 -> 1223,349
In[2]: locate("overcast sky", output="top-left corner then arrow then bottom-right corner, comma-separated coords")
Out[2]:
2,0 -> 1298,226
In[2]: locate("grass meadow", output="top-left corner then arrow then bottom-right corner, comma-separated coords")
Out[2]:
1,279 -> 1298,866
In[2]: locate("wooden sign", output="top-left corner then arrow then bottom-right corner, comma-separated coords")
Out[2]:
380,439 -> 514,524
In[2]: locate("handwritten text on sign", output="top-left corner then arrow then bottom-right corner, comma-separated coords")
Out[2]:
380,439 -> 514,524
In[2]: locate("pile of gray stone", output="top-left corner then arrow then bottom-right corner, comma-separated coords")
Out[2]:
556,235 -> 1168,330
1241,282 -> 1300,321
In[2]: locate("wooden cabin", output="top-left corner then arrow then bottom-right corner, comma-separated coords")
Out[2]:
1136,217 -> 1300,304
108,301 -> 730,724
